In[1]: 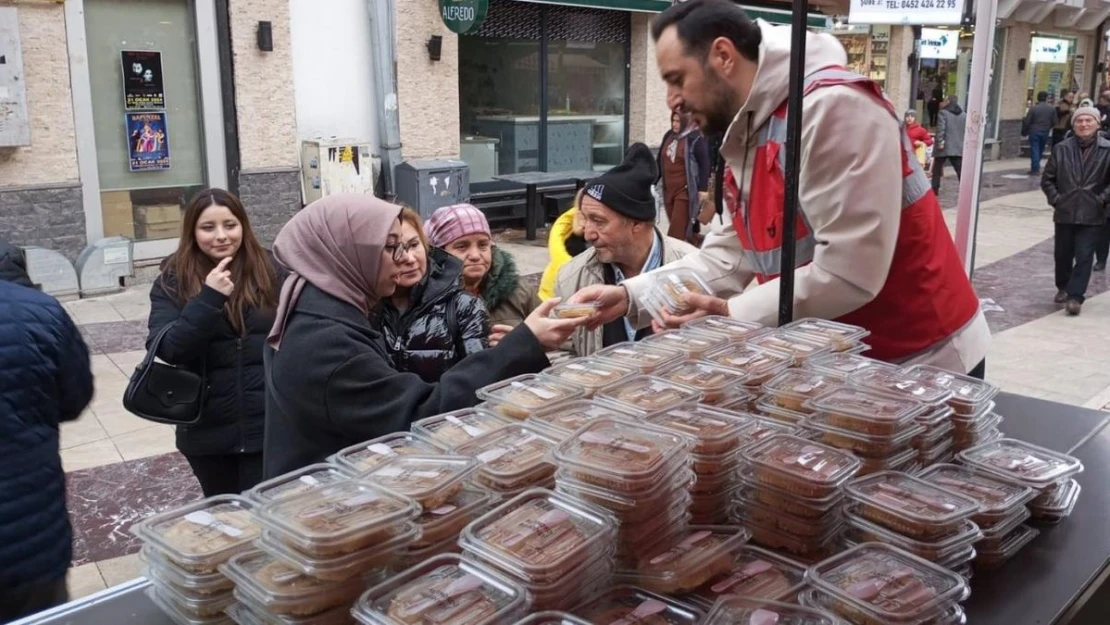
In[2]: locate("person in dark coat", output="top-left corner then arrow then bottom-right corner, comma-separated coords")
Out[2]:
1024,91 -> 1057,175
657,109 -> 711,244
146,188 -> 281,496
931,95 -> 966,194
0,240 -> 35,288
0,246 -> 93,622
379,208 -> 489,382
1041,107 -> 1110,316
262,195 -> 587,478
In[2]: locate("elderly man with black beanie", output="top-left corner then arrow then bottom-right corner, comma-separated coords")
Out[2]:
554,143 -> 698,356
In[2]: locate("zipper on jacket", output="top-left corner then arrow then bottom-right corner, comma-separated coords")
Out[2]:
236,337 -> 245,453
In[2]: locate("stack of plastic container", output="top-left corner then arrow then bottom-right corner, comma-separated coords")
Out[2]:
617,525 -> 751,595
360,455 -> 480,512
800,387 -> 928,476
410,408 -> 513,451
640,328 -> 728,360
803,543 -> 971,625
758,369 -> 842,425
803,352 -> 896,382
390,484 -> 497,572
839,471 -> 983,576
734,434 -> 861,562
328,432 -> 444,475
706,596 -> 843,625
917,462 -> 1039,571
642,405 -> 754,523
476,375 -> 584,421
133,495 -> 260,625
701,343 -> 793,389
905,365 -> 1002,454
747,329 -> 832,367
594,341 -> 684,375
570,585 -> 705,625
452,424 -> 560,495
683,315 -> 768,344
781,318 -> 870,354
351,554 -> 531,624
458,489 -> 618,611
539,357 -> 637,399
679,543 -> 808,609
525,400 -> 636,441
552,418 -> 695,568
958,437 -> 1084,528
594,375 -> 703,418
655,360 -> 753,406
247,464 -> 356,507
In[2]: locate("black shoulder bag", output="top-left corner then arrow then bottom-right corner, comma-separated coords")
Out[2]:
123,323 -> 208,425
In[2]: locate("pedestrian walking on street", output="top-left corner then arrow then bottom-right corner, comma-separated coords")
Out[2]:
904,110 -> 933,170
1053,90 -> 1075,148
657,109 -> 711,244
931,95 -> 966,194
146,188 -> 282,496
1040,106 -> 1110,316
1024,91 -> 1056,175
378,208 -> 490,383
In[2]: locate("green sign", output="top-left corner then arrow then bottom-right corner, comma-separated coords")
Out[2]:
440,0 -> 489,34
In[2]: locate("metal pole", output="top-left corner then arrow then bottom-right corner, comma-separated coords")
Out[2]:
954,0 -> 999,276
368,0 -> 403,199
779,0 -> 808,325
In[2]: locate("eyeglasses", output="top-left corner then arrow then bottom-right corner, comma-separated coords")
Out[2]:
384,239 -> 422,262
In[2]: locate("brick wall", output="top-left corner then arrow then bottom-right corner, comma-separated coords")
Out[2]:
0,184 -> 86,260
238,168 -> 301,245
998,119 -> 1025,160
396,1 -> 461,159
628,12 -> 671,148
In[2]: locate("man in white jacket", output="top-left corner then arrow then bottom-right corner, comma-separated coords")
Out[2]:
570,0 -> 990,376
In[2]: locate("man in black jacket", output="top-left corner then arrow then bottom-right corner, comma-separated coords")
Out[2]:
1041,106 -> 1110,315
1024,91 -> 1057,175
0,240 -> 35,289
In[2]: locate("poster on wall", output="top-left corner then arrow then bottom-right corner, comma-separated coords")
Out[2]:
126,112 -> 170,171
848,0 -> 964,26
919,28 -> 959,59
1031,37 -> 1069,65
120,50 -> 165,110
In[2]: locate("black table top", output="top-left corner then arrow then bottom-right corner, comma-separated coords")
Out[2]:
963,392 -> 1110,625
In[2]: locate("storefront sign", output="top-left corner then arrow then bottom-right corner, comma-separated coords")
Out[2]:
1031,37 -> 1069,65
126,112 -> 170,171
919,27 -> 959,59
120,50 -> 165,110
439,0 -> 488,35
848,0 -> 964,26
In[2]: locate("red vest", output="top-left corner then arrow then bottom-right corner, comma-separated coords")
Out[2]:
722,67 -> 980,363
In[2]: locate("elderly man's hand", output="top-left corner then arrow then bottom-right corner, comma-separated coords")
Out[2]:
658,292 -> 729,328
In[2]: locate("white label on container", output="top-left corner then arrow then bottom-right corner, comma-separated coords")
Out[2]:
184,511 -> 244,538
613,348 -> 637,356
445,415 -> 485,437
367,443 -> 395,456
477,447 -> 509,463
342,493 -> 380,507
376,467 -> 441,479
298,475 -> 321,486
566,363 -> 588,371
609,599 -> 668,625
512,381 -> 558,400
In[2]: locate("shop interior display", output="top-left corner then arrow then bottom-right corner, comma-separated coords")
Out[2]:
131,317 -> 1084,625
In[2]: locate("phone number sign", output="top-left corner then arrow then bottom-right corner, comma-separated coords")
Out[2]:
849,0 -> 964,25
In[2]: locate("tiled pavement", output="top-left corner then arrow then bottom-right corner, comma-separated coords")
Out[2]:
57,158 -> 1110,599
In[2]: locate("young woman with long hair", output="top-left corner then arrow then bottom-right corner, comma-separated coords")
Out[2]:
146,188 -> 282,495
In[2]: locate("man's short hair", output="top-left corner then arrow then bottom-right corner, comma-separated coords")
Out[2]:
1038,91 -> 1049,102
650,0 -> 762,63
947,95 -> 959,105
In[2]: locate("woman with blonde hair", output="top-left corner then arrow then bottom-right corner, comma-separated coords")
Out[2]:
378,208 -> 490,382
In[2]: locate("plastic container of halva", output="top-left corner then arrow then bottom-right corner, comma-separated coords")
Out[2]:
527,400 -> 636,440
686,544 -> 808,607
133,495 -> 261,574
705,596 -> 843,625
594,342 -> 684,375
683,316 -> 768,344
594,375 -> 703,417
540,358 -> 637,397
844,471 -> 982,539
641,329 -> 728,360
248,464 -> 355,506
702,344 -> 792,386
477,375 -> 584,421
553,418 -> 693,493
643,404 -> 753,455
329,432 -> 444,474
361,455 -> 480,509
411,409 -> 513,451
219,550 -> 367,617
452,425 -> 558,494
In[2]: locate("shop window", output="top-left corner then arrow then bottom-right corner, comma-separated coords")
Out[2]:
85,0 -> 207,242
1027,34 -> 1078,102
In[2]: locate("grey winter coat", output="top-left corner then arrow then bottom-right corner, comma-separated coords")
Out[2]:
935,103 -> 967,158
1041,134 -> 1110,226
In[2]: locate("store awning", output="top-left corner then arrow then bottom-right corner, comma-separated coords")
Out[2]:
741,5 -> 831,29
512,1 -> 830,27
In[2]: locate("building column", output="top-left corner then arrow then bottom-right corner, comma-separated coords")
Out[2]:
885,26 -> 916,114
628,12 -> 671,147
998,23 -> 1032,160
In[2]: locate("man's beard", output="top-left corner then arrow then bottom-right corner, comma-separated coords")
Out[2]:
700,82 -> 741,138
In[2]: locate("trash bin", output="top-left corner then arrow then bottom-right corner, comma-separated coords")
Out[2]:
394,159 -> 470,220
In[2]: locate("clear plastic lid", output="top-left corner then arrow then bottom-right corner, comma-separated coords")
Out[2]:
917,405 -> 956,429
257,480 -> 419,556
512,612 -> 593,625
691,545 -> 807,604
798,588 -> 968,625
842,510 -> 982,562
803,352 -> 896,381
713,388 -> 758,412
133,495 -> 261,573
362,455 -> 480,509
848,368 -> 954,407
257,524 -> 419,582
145,586 -> 233,625
732,492 -> 840,540
978,506 -> 1032,542
782,318 -> 870,351
761,369 -> 841,412
628,526 -> 751,594
736,467 -> 846,519
594,342 -> 685,374
845,471 -> 982,537
460,488 -> 616,583
740,417 -> 801,451
550,301 -> 601,319
705,596 -> 842,625
541,358 -> 637,395
957,438 -> 1084,488
702,344 -> 792,384
594,375 -> 703,416
806,543 -> 969,623
140,545 -> 236,595
648,268 -> 715,315
743,434 -> 862,498
477,375 -> 585,420
248,464 -> 355,506
353,554 -> 527,625
754,399 -> 809,426
219,551 -> 366,616
802,413 -> 925,457
413,486 -> 497,546
683,316 -> 768,343
857,447 -> 919,477
1029,477 -> 1082,513
553,465 -> 694,519
641,329 -> 727,358
452,425 -> 557,492
227,599 -> 356,625
916,463 -> 1036,518
739,514 -> 844,559
147,569 -> 235,617
806,387 -> 928,434
977,524 -> 1040,568
553,418 -> 693,486
950,409 -> 1002,433
748,331 -> 831,365
643,405 -> 754,455
412,409 -> 514,450
572,585 -> 705,625
528,400 -> 636,439
330,432 -> 445,474
654,361 -> 752,401
904,365 -> 999,410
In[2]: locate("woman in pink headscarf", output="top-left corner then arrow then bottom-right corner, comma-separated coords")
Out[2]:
262,194 -> 586,477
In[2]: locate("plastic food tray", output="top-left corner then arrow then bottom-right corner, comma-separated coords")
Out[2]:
781,318 -> 870,352
527,400 -> 636,440
411,410 -> 513,451
593,342 -> 684,375
957,438 -> 1084,489
641,329 -> 728,359
844,471 -> 982,539
682,316 -> 768,343
329,432 -> 445,474
553,418 -> 693,492
594,375 -> 703,417
705,596 -> 842,625
132,495 -> 261,574
743,434 -> 861,499
247,464 -> 355,505
477,375 -> 585,421
540,358 -> 637,396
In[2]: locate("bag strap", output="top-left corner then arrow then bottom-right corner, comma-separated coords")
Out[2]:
141,322 -> 208,376
446,295 -> 465,360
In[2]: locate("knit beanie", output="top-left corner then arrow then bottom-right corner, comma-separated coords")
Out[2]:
424,203 -> 492,248
582,143 -> 658,222
1073,106 -> 1102,127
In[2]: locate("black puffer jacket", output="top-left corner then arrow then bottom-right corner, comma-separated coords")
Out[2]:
1042,134 -> 1110,225
378,247 -> 489,383
146,261 -> 282,455
0,240 -> 34,289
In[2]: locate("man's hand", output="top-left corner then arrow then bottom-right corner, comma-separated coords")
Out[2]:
522,299 -> 591,351
567,285 -> 630,330
658,292 -> 729,328
488,324 -> 513,348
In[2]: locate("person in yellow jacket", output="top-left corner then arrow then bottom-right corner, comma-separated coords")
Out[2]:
538,188 -> 589,300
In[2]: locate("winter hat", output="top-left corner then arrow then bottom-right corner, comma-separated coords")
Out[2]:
1073,106 -> 1102,127
425,203 -> 492,248
582,143 -> 658,222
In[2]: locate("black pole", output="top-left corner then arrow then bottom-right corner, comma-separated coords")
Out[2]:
779,0 -> 808,326
539,8 -> 549,172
